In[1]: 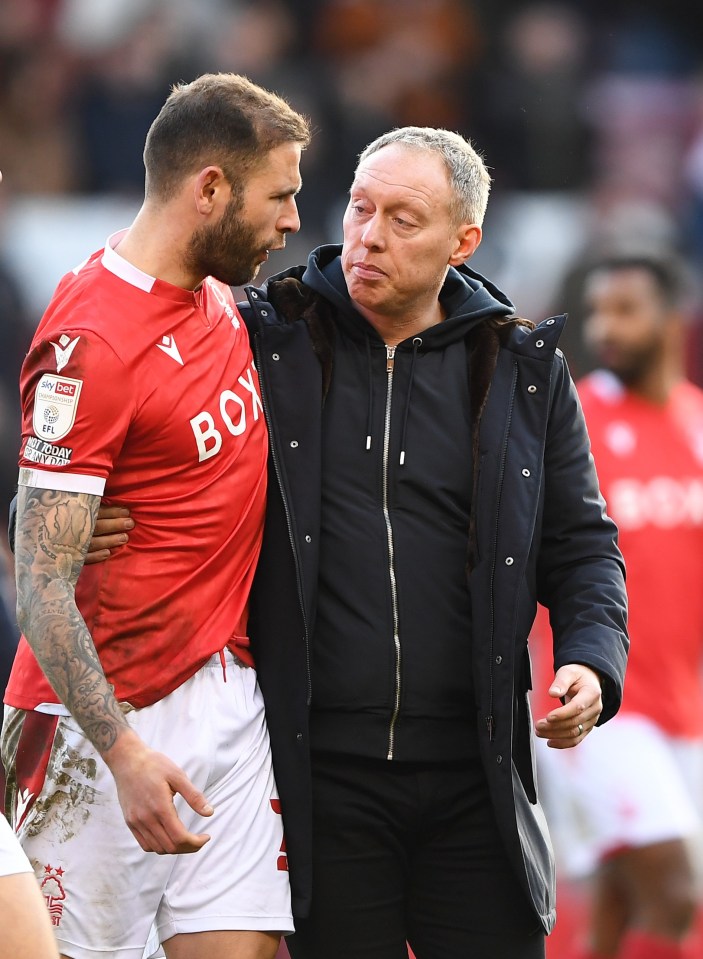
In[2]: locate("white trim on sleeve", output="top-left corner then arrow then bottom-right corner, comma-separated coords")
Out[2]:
17,467 -> 106,496
34,703 -> 71,716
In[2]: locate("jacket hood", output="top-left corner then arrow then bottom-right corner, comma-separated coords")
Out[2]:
300,243 -> 515,349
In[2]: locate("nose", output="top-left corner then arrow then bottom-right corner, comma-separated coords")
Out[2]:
583,309 -> 614,349
361,213 -> 385,251
278,195 -> 301,235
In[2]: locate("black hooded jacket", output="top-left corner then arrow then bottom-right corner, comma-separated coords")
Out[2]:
241,245 -> 628,930
301,252 -> 514,764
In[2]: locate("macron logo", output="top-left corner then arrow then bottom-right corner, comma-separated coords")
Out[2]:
156,334 -> 184,366
50,335 -> 80,373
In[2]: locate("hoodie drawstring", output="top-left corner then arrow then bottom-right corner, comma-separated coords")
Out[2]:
399,337 -> 422,465
365,335 -> 374,450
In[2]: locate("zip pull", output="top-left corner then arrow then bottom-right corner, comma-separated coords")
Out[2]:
486,715 -> 495,741
386,344 -> 396,372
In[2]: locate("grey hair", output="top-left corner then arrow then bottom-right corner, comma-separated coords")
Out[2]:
356,126 -> 492,226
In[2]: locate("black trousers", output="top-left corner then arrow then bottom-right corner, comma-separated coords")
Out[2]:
287,752 -> 545,959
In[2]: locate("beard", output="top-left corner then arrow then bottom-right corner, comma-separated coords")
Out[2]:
600,338 -> 662,387
185,193 -> 272,287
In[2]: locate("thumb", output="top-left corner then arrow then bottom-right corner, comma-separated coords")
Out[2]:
548,666 -> 576,700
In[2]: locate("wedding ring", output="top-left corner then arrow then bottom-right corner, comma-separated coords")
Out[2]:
577,723 -> 584,736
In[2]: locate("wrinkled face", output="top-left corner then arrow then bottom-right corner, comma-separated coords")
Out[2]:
187,141 -> 302,287
341,144 -> 476,321
583,267 -> 669,385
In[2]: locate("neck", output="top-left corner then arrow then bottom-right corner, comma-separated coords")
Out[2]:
354,299 -> 446,346
627,365 -> 681,405
114,205 -> 202,291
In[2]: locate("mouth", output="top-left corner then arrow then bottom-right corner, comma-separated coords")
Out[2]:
352,261 -> 386,279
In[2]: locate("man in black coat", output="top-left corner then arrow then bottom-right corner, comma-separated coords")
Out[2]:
88,127 -> 628,959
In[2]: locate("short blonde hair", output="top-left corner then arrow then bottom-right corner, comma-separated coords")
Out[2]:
357,126 -> 491,226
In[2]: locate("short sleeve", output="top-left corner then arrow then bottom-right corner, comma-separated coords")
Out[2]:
18,330 -> 136,495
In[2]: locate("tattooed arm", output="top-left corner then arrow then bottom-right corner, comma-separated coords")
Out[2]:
15,486 -> 130,750
14,485 -> 213,854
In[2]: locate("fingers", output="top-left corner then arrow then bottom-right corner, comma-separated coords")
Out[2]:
86,510 -> 134,563
84,548 -> 112,566
97,505 -> 132,521
84,534 -> 129,564
124,789 -> 212,855
536,717 -> 592,749
92,515 -> 134,538
177,778 -> 214,819
127,810 -> 211,855
536,664 -> 603,749
110,740 -> 213,855
536,696 -> 600,748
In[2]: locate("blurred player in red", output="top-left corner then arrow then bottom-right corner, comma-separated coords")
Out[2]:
1,74 -> 309,959
538,254 -> 703,959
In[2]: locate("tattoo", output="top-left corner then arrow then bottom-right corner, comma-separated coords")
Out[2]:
15,486 -> 129,754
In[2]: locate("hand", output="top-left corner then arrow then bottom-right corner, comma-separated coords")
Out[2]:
104,729 -> 213,854
85,506 -> 134,565
535,664 -> 602,749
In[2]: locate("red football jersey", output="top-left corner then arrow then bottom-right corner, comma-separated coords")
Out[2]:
6,231 -> 268,710
578,371 -> 703,737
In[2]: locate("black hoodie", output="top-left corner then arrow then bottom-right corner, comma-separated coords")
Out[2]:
302,247 -> 514,763
242,243 -> 627,926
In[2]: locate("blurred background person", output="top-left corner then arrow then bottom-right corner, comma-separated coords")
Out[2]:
536,254 -> 703,959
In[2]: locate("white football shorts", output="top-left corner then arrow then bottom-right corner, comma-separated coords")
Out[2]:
536,712 -> 703,878
2,650 -> 293,959
0,812 -> 33,877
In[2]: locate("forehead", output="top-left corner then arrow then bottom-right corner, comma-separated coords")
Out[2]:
246,141 -> 302,189
352,144 -> 451,206
585,267 -> 661,305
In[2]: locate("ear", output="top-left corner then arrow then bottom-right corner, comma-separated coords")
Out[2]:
193,166 -> 229,215
449,224 -> 482,267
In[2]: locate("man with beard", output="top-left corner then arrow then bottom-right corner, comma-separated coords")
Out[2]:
537,255 -> 703,959
1,73 -> 309,959
84,126 -> 629,959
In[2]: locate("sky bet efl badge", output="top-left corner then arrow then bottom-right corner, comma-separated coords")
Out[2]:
33,374 -> 82,441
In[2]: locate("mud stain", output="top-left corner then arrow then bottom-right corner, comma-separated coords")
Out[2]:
24,723 -> 98,841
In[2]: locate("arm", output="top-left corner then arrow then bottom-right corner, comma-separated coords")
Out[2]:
8,492 -> 133,565
14,485 -> 211,853
535,357 -> 628,735
15,486 -> 128,749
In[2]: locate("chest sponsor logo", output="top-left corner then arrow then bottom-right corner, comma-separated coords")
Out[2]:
604,420 -> 637,457
189,362 -> 263,462
32,374 -> 82,442
50,334 -> 80,373
609,476 -> 703,530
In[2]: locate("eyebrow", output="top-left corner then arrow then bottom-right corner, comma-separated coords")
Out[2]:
275,181 -> 302,197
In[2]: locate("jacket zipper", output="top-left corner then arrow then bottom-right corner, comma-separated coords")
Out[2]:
383,344 -> 401,760
254,334 -> 312,705
486,360 -> 518,741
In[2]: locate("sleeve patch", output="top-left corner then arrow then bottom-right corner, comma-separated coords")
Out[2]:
32,374 -> 83,442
